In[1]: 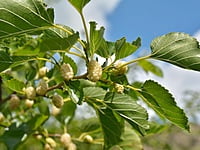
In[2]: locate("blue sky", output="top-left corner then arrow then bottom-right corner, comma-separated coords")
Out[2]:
107,0 -> 200,48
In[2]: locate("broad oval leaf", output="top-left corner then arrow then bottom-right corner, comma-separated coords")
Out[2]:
140,80 -> 189,131
104,93 -> 149,132
0,0 -> 54,39
83,87 -> 106,100
151,32 -> 200,71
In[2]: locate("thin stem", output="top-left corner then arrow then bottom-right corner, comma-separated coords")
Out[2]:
121,55 -> 151,67
68,51 -> 86,60
72,45 -> 85,56
126,85 -> 141,92
53,24 -> 86,48
80,12 -> 90,45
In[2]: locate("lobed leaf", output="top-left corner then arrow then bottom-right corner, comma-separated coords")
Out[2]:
151,32 -> 200,71
115,37 -> 138,60
140,80 -> 189,131
0,0 -> 54,39
89,22 -> 105,56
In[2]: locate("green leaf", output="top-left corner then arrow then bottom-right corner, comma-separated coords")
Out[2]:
110,127 -> 143,150
115,37 -> 138,60
83,87 -> 107,100
0,51 -> 12,72
96,39 -> 115,58
97,108 -> 123,150
68,0 -> 90,13
55,101 -> 76,125
63,55 -> 78,75
104,93 -> 149,133
3,78 -> 25,94
27,114 -> 49,130
150,32 -> 200,71
89,22 -> 105,56
0,0 -> 54,39
40,31 -> 79,52
140,80 -> 189,131
145,122 -> 168,135
138,60 -> 163,77
80,117 -> 100,132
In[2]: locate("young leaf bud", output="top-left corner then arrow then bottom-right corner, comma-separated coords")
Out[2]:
25,99 -> 34,108
60,63 -> 74,80
83,135 -> 93,143
68,143 -> 77,150
46,137 -> 56,148
114,83 -> 124,94
36,79 -> 48,96
87,60 -> 102,82
38,66 -> 48,78
9,94 -> 20,109
113,61 -> 128,75
52,95 -> 64,108
60,133 -> 71,147
24,86 -> 36,99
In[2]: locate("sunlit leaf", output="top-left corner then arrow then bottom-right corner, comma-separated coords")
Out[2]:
104,93 -> 149,134
151,32 -> 200,71
115,37 -> 138,60
0,0 -> 54,39
83,87 -> 106,100
3,78 -> 25,94
89,22 -> 105,56
140,80 -> 189,131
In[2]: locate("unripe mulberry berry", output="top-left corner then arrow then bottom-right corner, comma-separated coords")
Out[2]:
38,67 -> 48,78
9,95 -> 20,109
51,105 -> 61,116
46,137 -> 56,148
114,83 -> 124,94
52,95 -> 64,108
60,133 -> 71,147
36,79 -> 48,96
25,99 -> 34,108
24,86 -> 36,99
113,61 -> 128,75
68,143 -> 77,150
44,143 -> 53,150
60,63 -> 74,80
83,135 -> 93,143
0,113 -> 5,122
87,60 -> 102,82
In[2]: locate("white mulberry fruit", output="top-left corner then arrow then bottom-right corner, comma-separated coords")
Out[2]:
87,60 -> 102,82
38,66 -> 48,78
83,135 -> 93,143
60,133 -> 71,147
36,79 -> 48,96
25,99 -> 34,108
52,95 -> 64,108
113,61 -> 128,75
68,143 -> 77,150
9,94 -> 20,109
114,83 -> 124,94
24,86 -> 36,99
46,137 -> 56,148
60,63 -> 74,80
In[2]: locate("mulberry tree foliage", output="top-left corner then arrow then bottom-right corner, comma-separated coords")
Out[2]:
0,0 -> 199,150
